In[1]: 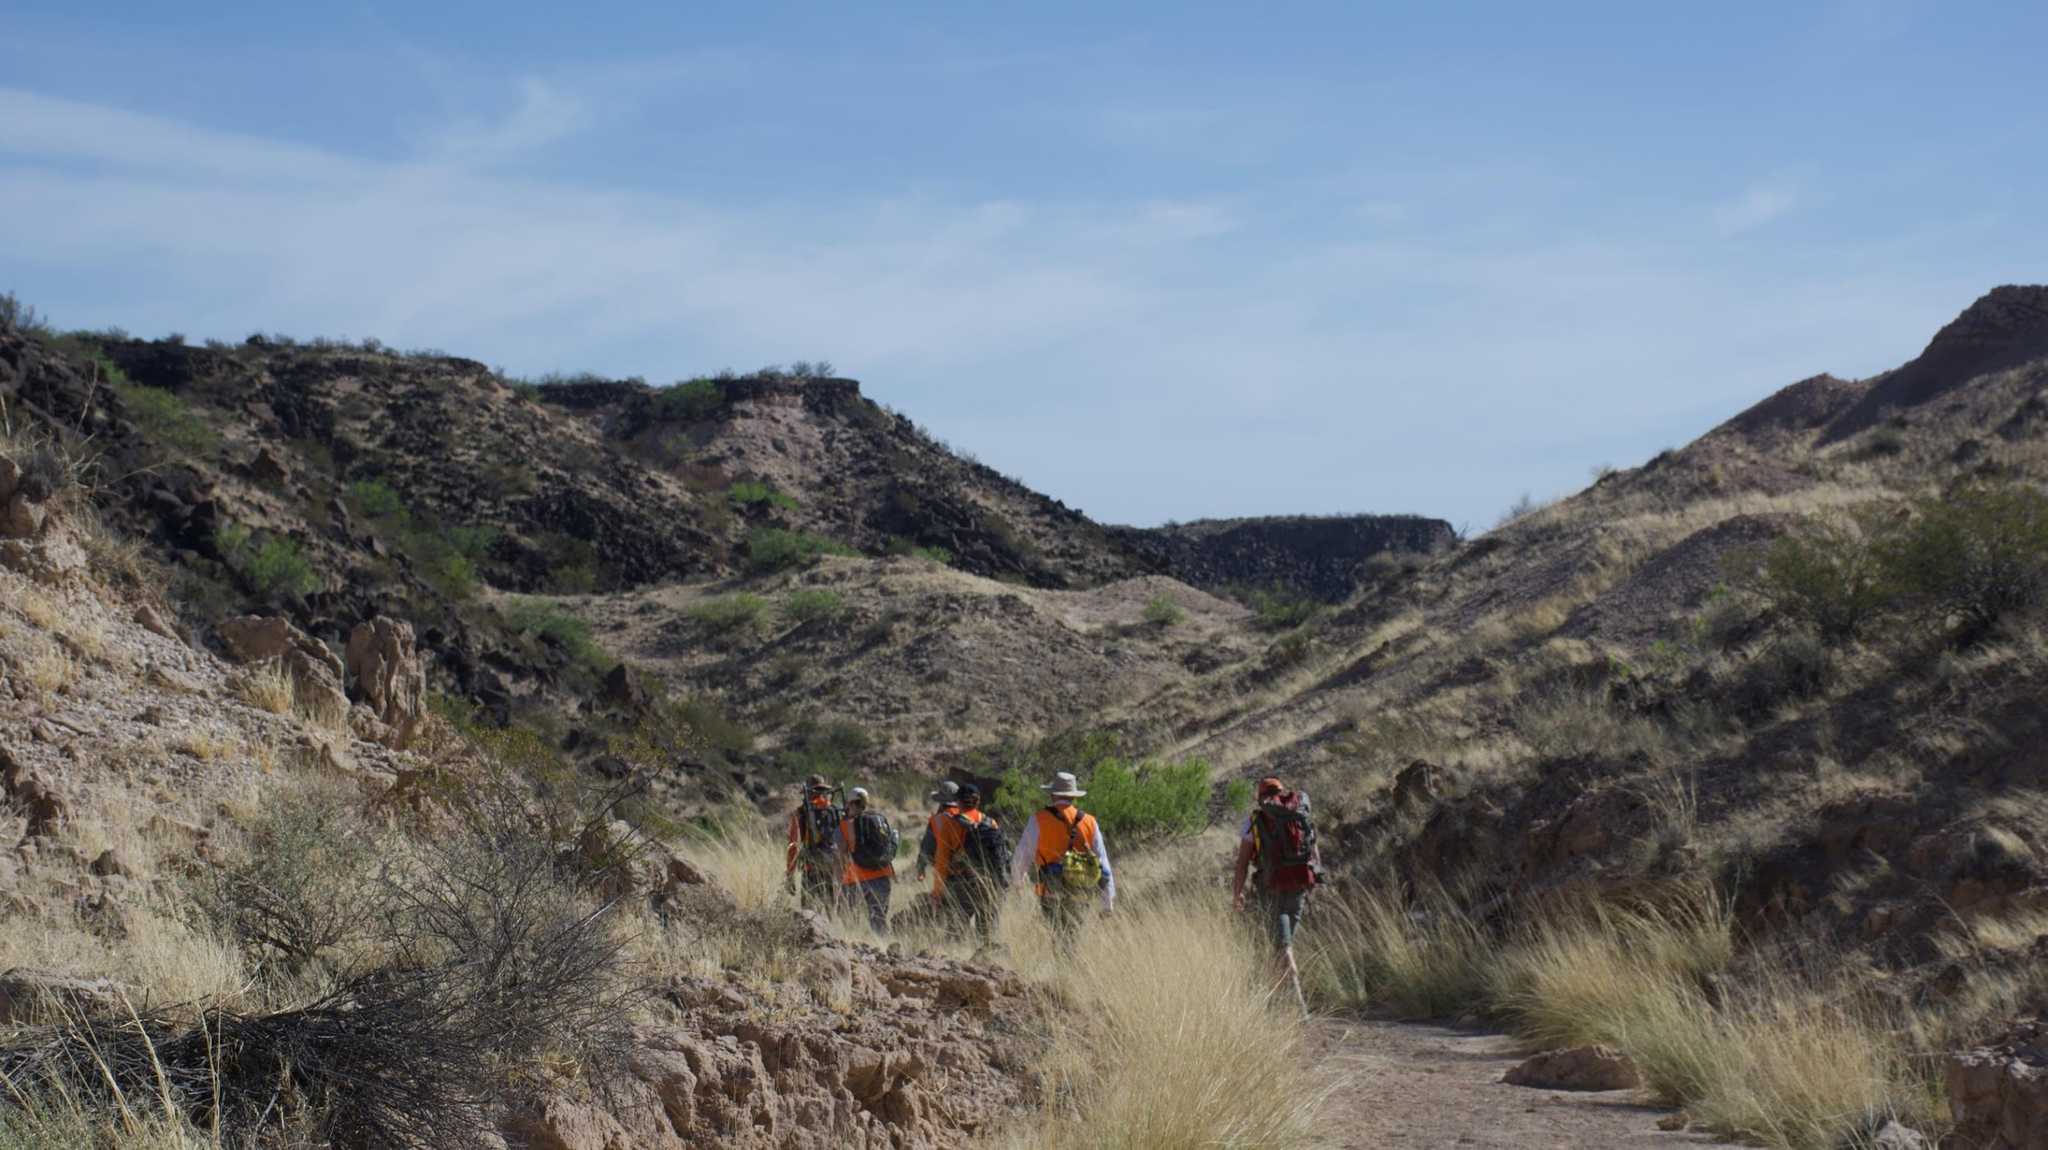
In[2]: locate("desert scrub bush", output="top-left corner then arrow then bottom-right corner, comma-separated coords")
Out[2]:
746,527 -> 855,572
1738,511 -> 1896,642
653,377 -> 724,421
1246,588 -> 1320,631
1885,480 -> 2048,636
198,785 -> 387,978
1142,595 -> 1185,627
344,477 -> 406,519
112,379 -> 219,458
780,587 -> 845,625
987,756 -> 1213,844
616,695 -> 755,768
216,525 -> 319,603
728,480 -> 797,510
778,718 -> 874,781
0,290 -> 51,336
1019,891 -> 1322,1150
688,591 -> 768,637
502,598 -> 607,668
1730,630 -> 1833,713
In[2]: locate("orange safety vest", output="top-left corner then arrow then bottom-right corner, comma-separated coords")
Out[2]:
1032,806 -> 1098,869
933,807 -> 992,892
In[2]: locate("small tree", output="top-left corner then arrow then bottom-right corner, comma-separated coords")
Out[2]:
1740,512 -> 1896,642
1884,482 -> 2048,635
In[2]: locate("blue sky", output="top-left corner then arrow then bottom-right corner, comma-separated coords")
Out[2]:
3,1 -> 2044,530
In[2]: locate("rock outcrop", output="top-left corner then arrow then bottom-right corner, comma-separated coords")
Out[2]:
1111,514 -> 1455,601
1950,1023 -> 2048,1150
345,616 -> 427,748
218,614 -> 349,718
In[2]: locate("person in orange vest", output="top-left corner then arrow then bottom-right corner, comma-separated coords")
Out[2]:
1232,776 -> 1321,1014
914,779 -> 962,914
839,787 -> 898,935
931,783 -> 1007,950
784,774 -> 842,910
1007,771 -> 1113,953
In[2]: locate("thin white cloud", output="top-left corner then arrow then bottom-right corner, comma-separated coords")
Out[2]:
1714,179 -> 1801,237
0,90 -> 1987,529
425,77 -> 589,165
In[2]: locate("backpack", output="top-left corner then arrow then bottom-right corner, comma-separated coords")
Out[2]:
951,813 -> 1011,890
800,802 -> 842,855
1254,791 -> 1318,893
850,810 -> 899,871
1043,808 -> 1104,893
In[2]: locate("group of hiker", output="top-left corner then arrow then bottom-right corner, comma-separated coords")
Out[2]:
783,768 -> 1323,1003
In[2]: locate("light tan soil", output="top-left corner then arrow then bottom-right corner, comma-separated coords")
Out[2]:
1313,1021 -> 1715,1149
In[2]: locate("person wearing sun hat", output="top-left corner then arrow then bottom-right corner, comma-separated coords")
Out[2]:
1008,771 -> 1114,953
784,774 -> 843,910
915,779 -> 962,904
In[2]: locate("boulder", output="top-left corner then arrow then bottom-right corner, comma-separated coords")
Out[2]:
218,615 -> 348,719
344,616 -> 426,748
1950,1027 -> 2048,1150
2,746 -> 68,838
1,493 -> 42,539
1503,1045 -> 1643,1092
1870,1119 -> 1930,1150
133,602 -> 181,642
1391,760 -> 1444,810
603,662 -> 650,711
90,848 -> 135,878
0,967 -> 123,1025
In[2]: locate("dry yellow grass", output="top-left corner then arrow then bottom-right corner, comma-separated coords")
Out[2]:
231,662 -> 296,716
1011,891 -> 1325,1150
17,632 -> 78,694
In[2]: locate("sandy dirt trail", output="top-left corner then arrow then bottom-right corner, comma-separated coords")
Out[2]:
1313,1020 -> 1718,1148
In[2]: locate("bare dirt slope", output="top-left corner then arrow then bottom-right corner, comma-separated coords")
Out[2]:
1314,1021 -> 1711,1149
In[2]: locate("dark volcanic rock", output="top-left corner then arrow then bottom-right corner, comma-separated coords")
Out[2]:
1110,514 -> 1455,601
1826,285 -> 2048,440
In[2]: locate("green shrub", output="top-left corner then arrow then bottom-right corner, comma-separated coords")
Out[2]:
112,381 -> 217,457
747,527 -> 855,572
218,525 -> 318,601
1741,513 -> 1896,642
991,758 -> 1213,844
1884,482 -> 2048,634
246,536 -> 319,600
781,588 -> 846,626
779,719 -> 874,781
689,593 -> 769,635
654,378 -> 723,422
504,599 -> 606,668
347,478 -> 407,521
1248,589 -> 1320,631
1144,595 -> 1186,627
729,481 -> 798,511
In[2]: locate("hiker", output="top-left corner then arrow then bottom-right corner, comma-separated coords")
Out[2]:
1232,775 -> 1321,1013
914,779 -> 961,908
784,774 -> 843,910
932,783 -> 1009,950
839,787 -> 899,935
1009,771 -> 1114,953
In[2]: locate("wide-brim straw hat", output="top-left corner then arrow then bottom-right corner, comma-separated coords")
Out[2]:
1041,771 -> 1087,798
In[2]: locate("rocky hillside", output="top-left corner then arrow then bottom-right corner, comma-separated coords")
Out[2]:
1108,514 -> 1456,601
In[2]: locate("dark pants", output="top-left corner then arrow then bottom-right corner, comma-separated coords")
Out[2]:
945,878 -> 998,946
798,860 -> 839,910
849,875 -> 892,934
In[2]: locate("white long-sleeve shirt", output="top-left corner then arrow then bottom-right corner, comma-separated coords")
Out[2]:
1010,805 -> 1115,911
